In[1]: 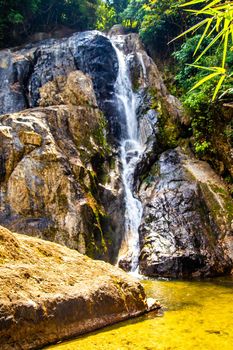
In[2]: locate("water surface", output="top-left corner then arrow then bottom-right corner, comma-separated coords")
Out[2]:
46,277 -> 233,350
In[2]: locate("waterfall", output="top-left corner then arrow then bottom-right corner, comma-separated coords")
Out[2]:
110,37 -> 144,273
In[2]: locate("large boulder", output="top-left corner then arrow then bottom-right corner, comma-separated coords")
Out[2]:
138,148 -> 233,278
0,225 -> 154,350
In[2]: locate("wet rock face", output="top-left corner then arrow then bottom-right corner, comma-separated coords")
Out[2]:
28,39 -> 76,107
0,50 -> 31,115
0,226 -> 149,350
0,32 -> 120,139
71,32 -> 118,103
138,149 -> 233,278
70,32 -> 122,141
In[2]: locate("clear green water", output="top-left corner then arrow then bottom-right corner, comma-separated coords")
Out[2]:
46,277 -> 233,350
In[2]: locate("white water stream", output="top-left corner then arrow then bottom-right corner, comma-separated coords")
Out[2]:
110,38 -> 144,272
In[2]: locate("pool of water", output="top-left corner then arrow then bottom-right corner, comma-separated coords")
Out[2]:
45,277 -> 233,350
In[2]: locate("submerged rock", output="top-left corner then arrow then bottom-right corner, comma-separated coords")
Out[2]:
138,148 -> 233,278
0,225 -> 149,350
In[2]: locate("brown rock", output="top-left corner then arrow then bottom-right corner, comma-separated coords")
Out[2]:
19,131 -> 42,146
0,56 -> 125,263
39,71 -> 98,108
0,226 -> 148,350
0,101 -> 109,258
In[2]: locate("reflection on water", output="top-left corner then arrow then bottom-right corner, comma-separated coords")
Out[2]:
45,277 -> 233,350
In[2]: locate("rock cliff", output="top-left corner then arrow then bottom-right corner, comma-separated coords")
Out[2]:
0,29 -> 232,277
0,33 -> 125,262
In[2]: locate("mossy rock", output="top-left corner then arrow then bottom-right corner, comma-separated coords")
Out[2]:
148,89 -> 180,150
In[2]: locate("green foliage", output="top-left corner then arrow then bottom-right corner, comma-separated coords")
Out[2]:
184,91 -> 214,156
194,140 -> 211,154
122,0 -> 190,52
174,31 -> 233,104
96,0 -> 129,30
224,120 -> 233,144
173,0 -> 233,100
174,31 -> 233,158
0,0 -> 100,47
173,35 -> 215,156
173,33 -> 233,91
96,1 -> 117,30
8,10 -> 24,24
107,0 -> 129,21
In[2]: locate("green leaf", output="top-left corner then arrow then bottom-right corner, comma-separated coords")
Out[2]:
189,64 -> 225,73
196,0 -> 223,14
194,28 -> 226,62
212,75 -> 226,100
222,26 -> 229,67
180,0 -> 205,7
194,17 -> 213,55
169,17 -> 210,43
189,71 -> 221,91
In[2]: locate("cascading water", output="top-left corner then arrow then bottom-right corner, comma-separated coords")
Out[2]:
110,37 -> 144,273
